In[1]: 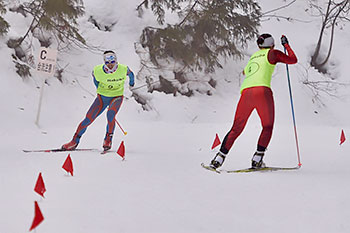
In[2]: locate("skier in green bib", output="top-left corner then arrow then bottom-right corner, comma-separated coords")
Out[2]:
61,50 -> 134,152
209,34 -> 297,169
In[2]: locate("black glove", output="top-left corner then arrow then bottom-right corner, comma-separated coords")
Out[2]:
281,35 -> 289,46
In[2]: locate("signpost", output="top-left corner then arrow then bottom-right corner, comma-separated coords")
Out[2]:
35,47 -> 57,126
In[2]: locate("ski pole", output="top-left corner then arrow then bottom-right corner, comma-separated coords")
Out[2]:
284,47 -> 302,167
115,119 -> 127,135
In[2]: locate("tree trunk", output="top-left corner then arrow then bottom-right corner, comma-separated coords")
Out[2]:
318,1 -> 349,67
310,0 -> 332,68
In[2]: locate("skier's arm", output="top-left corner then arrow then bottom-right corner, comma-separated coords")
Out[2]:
127,67 -> 135,87
92,71 -> 99,88
268,35 -> 297,65
268,46 -> 297,65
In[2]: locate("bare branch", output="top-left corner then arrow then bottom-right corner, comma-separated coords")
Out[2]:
262,0 -> 297,16
261,14 -> 312,23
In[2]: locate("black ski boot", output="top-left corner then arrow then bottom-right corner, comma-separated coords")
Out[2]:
251,151 -> 266,169
210,152 -> 226,169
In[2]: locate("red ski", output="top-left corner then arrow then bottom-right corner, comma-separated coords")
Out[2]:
23,148 -> 98,153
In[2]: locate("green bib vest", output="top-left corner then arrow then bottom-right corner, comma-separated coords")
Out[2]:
240,49 -> 276,93
93,64 -> 128,97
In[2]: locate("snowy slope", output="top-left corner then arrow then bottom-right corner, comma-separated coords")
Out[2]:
1,0 -> 350,233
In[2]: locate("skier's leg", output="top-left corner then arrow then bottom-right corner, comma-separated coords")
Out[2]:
62,95 -> 107,150
105,96 -> 123,135
219,89 -> 255,155
255,87 -> 275,150
74,95 -> 108,142
103,96 -> 123,150
249,87 -> 275,168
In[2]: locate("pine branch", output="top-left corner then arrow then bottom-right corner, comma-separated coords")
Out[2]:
178,0 -> 200,26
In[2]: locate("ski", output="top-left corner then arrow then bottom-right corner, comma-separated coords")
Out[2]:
201,163 -> 221,174
100,150 -> 115,155
223,166 -> 301,173
201,162 -> 301,174
23,148 -> 99,153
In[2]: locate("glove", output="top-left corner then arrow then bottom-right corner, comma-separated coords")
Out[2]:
281,35 -> 289,46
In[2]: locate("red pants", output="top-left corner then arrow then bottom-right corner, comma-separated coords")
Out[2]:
220,86 -> 275,154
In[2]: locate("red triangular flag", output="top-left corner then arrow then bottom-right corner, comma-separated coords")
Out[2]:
29,201 -> 44,231
340,129 -> 346,145
117,141 -> 125,160
34,172 -> 46,198
211,133 -> 221,149
62,154 -> 74,176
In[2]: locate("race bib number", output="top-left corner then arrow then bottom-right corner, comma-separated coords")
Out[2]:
245,62 -> 260,78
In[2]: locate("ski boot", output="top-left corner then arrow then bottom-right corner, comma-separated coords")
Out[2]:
251,151 -> 266,169
210,152 -> 226,169
103,133 -> 113,151
61,134 -> 80,151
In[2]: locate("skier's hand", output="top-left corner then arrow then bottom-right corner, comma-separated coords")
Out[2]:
281,35 -> 289,47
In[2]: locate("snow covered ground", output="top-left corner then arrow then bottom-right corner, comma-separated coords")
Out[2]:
1,0 -> 350,232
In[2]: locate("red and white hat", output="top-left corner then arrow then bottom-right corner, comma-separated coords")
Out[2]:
257,34 -> 275,48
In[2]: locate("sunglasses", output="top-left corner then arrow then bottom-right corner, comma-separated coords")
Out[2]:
105,60 -> 116,64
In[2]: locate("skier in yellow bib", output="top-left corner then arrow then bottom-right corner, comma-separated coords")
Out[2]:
61,51 -> 134,152
209,34 -> 297,169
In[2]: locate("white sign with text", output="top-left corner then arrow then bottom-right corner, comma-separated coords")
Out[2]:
36,47 -> 57,76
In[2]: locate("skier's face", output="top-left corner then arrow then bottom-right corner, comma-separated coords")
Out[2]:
104,53 -> 117,69
106,62 -> 116,70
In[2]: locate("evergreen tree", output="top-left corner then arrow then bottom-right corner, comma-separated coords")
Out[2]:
7,0 -> 85,79
138,0 -> 261,73
0,0 -> 9,36
11,0 -> 85,48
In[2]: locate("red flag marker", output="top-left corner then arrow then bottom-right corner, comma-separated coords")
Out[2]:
29,201 -> 44,231
117,141 -> 125,160
211,133 -> 221,150
34,172 -> 46,198
340,129 -> 346,145
62,154 -> 74,176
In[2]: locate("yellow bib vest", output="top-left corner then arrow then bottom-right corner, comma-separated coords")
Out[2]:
93,64 -> 128,97
240,49 -> 276,93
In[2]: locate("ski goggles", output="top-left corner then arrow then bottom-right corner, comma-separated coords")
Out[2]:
104,55 -> 116,64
